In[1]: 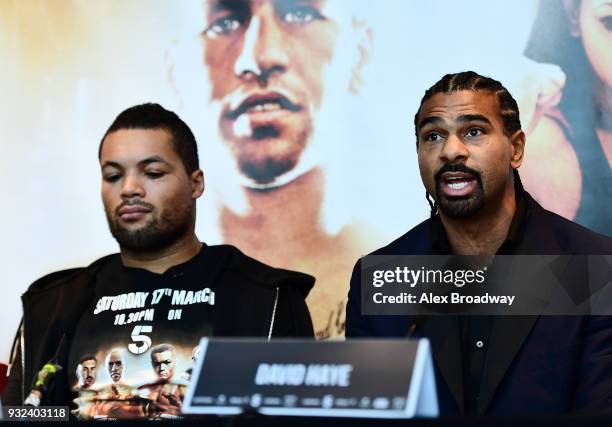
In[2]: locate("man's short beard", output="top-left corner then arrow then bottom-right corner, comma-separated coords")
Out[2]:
106,206 -> 192,253
434,164 -> 485,219
436,191 -> 485,218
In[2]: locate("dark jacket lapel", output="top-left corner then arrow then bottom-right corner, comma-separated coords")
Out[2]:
477,193 -> 573,414
476,315 -> 538,414
421,315 -> 464,414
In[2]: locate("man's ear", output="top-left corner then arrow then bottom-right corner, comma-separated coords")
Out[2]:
510,130 -> 526,169
563,0 -> 581,37
191,169 -> 205,199
349,18 -> 373,94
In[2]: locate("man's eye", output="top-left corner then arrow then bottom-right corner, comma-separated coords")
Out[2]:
466,128 -> 483,137
145,171 -> 164,179
281,7 -> 322,24
205,17 -> 241,39
424,133 -> 443,143
600,16 -> 612,31
104,174 -> 121,183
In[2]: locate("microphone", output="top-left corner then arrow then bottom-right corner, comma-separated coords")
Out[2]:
24,335 -> 67,406
406,316 -> 428,338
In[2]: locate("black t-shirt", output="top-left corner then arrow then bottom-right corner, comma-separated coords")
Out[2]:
68,246 -> 216,420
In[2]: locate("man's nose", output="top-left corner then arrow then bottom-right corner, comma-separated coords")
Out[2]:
234,14 -> 289,82
121,174 -> 145,199
439,134 -> 469,163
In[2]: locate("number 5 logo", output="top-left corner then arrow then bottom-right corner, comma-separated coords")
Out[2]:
128,325 -> 153,355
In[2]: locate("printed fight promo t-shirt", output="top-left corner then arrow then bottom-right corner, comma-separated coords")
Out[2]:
68,246 -> 218,420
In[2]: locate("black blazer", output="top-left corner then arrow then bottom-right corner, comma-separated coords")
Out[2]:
346,192 -> 612,415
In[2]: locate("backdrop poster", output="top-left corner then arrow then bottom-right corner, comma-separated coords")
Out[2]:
1,0 -> 610,361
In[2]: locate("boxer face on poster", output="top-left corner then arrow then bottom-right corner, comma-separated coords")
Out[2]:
151,348 -> 176,381
107,350 -> 124,383
201,0 -> 366,187
77,358 -> 97,389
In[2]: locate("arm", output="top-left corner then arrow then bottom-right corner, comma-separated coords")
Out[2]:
572,315 -> 612,413
520,113 -> 581,220
346,259 -> 375,337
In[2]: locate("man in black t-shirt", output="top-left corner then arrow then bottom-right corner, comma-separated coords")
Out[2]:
4,103 -> 314,419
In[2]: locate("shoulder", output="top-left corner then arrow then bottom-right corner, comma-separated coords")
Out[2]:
526,194 -> 612,254
544,212 -> 612,254
526,110 -> 576,167
203,244 -> 315,298
25,254 -> 119,296
522,110 -> 581,219
348,218 -> 430,282
370,218 -> 432,256
530,109 -> 574,144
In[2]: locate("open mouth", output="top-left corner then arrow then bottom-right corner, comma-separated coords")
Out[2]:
226,92 -> 301,120
439,172 -> 478,197
445,176 -> 473,190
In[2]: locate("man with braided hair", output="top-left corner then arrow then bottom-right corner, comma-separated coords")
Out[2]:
346,71 -> 612,416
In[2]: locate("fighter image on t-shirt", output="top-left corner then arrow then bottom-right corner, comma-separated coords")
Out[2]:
68,251 -> 214,420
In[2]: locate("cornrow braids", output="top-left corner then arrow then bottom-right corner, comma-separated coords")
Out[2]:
414,71 -> 522,145
414,71 -> 524,216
